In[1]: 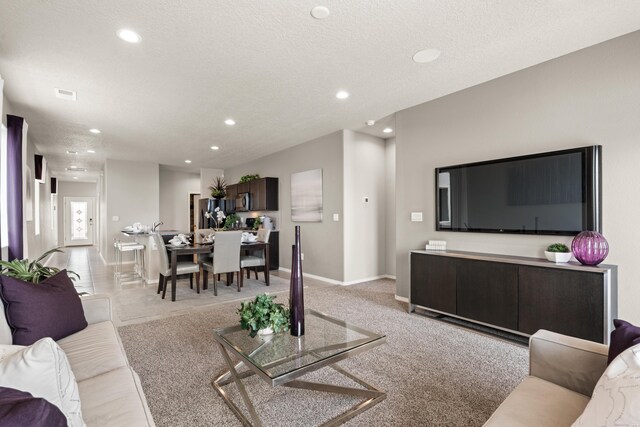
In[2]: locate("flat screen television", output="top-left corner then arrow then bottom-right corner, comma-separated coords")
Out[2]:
435,146 -> 601,235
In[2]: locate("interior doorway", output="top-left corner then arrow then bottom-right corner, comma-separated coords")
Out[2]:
63,197 -> 95,246
189,193 -> 200,232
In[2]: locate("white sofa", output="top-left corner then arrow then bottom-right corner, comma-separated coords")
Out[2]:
484,329 -> 608,426
0,294 -> 155,426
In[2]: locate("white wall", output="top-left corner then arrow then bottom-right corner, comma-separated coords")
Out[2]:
225,131 -> 345,282
343,130 -> 386,283
159,167 -> 200,231
385,137 -> 396,277
56,181 -> 98,246
395,31 -> 640,323
102,159 -> 159,263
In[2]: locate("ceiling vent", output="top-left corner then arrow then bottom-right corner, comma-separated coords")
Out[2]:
66,167 -> 87,172
54,88 -> 77,101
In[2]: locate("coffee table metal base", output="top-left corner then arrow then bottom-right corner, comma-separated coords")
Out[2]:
212,343 -> 386,427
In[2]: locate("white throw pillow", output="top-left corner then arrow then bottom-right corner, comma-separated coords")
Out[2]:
572,343 -> 640,426
0,337 -> 86,427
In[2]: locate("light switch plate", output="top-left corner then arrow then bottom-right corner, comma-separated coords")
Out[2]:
112,215 -> 119,221
411,212 -> 423,222
333,213 -> 339,221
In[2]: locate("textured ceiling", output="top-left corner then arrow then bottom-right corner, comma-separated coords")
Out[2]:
1,1 -> 639,181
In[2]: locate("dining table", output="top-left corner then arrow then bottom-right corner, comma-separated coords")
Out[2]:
165,241 -> 270,301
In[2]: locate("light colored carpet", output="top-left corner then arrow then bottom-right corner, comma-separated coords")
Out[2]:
114,274 -> 292,322
118,279 -> 528,426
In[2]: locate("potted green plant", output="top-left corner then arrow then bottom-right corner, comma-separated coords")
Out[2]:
544,243 -> 572,263
208,176 -> 227,199
237,294 -> 290,337
0,248 -> 79,283
224,213 -> 239,229
239,174 -> 260,183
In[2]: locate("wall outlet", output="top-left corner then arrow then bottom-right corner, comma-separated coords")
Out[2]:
301,253 -> 304,260
112,215 -> 119,221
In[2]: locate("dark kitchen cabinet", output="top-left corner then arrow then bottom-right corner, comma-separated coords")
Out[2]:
250,178 -> 279,211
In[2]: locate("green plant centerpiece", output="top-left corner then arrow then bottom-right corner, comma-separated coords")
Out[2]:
0,248 -> 79,283
546,243 -> 570,253
239,174 -> 260,183
253,216 -> 262,230
224,213 -> 239,229
238,294 -> 290,337
208,176 -> 227,199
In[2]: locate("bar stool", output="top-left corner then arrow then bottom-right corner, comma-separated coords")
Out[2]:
114,241 -> 145,281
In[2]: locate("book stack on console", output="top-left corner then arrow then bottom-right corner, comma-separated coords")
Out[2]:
425,240 -> 447,251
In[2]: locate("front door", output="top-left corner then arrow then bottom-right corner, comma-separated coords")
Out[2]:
64,197 -> 95,246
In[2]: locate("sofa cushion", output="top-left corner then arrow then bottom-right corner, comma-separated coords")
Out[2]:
57,321 -> 129,382
0,270 -> 87,345
483,376 -> 589,427
608,318 -> 640,364
572,343 -> 640,426
0,386 -> 67,427
78,366 -> 155,427
0,338 -> 86,427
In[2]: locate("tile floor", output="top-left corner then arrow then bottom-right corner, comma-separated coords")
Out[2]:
48,245 -> 331,326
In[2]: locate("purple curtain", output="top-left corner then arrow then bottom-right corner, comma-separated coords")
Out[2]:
7,115 -> 24,260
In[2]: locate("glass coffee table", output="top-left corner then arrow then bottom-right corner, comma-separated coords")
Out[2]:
212,309 -> 387,427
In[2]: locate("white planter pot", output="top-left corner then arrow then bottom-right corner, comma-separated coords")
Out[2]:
257,327 -> 274,336
544,251 -> 572,263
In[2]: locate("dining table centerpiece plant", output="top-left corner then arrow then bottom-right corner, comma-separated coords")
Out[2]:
238,294 -> 290,337
208,176 -> 227,199
544,243 -> 572,263
0,248 -> 79,283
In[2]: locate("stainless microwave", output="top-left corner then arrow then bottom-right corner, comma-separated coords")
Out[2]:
235,192 -> 250,212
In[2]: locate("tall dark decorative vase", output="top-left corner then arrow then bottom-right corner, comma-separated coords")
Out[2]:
290,226 -> 305,336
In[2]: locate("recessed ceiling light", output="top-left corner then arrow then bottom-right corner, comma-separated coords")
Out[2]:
336,91 -> 349,99
412,48 -> 441,64
73,177 -> 78,180
87,149 -> 96,154
366,120 -> 376,126
210,146 -> 220,150
383,127 -> 393,133
185,160 -> 192,164
89,128 -> 101,134
117,29 -> 141,43
66,150 -> 78,155
310,6 -> 330,19
224,119 -> 236,126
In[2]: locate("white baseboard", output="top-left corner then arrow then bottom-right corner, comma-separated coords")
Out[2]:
278,268 -> 343,285
394,295 -> 409,303
342,275 -> 390,286
278,269 -> 396,286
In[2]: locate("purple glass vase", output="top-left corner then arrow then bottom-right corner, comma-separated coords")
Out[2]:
571,231 -> 609,266
289,226 -> 304,336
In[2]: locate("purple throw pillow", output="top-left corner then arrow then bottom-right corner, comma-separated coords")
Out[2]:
607,319 -> 640,364
0,270 -> 87,345
0,386 -> 67,427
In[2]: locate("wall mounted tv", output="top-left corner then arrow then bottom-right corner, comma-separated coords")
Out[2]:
435,146 -> 601,235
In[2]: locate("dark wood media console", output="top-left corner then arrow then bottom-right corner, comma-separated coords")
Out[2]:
410,250 -> 617,344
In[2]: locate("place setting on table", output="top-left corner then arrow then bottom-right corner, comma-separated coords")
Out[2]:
163,230 -> 270,301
